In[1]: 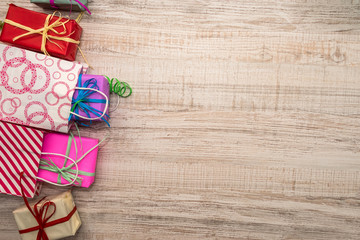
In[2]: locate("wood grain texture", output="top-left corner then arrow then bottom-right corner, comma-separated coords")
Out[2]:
1,0 -> 360,239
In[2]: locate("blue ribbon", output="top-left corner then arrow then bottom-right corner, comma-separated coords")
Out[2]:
69,74 -> 110,127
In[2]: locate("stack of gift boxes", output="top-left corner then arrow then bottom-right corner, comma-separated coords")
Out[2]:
0,1 -> 129,239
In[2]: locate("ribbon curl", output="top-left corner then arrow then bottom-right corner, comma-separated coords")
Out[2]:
105,76 -> 132,98
104,76 -> 132,112
4,11 -> 80,56
18,172 -> 77,240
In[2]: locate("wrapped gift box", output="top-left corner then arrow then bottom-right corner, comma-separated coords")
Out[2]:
70,74 -> 110,124
0,43 -> 83,133
31,0 -> 90,13
0,121 -> 43,198
0,4 -> 82,61
13,190 -> 81,240
38,132 -> 99,187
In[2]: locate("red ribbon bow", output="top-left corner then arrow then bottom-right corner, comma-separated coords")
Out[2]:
18,172 -> 77,240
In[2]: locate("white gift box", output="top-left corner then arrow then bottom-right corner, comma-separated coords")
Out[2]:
0,44 -> 83,132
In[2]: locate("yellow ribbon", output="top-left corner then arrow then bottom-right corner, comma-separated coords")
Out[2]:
4,12 -> 80,56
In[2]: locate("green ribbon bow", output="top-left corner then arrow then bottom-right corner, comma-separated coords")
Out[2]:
39,132 -> 95,185
104,76 -> 132,97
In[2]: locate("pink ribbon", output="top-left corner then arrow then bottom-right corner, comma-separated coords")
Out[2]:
49,0 -> 59,9
49,0 -> 91,14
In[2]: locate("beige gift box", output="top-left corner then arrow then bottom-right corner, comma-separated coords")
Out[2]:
13,190 -> 81,240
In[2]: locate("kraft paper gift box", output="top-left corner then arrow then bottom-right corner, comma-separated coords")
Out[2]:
13,190 -> 81,240
38,132 -> 99,187
0,4 -> 82,61
0,43 -> 83,133
30,0 -> 90,13
70,74 -> 110,125
0,121 -> 43,198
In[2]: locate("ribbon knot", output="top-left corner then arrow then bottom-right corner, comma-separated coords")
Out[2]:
56,165 -> 66,176
40,157 -> 84,186
4,12 -> 80,56
18,172 -> 77,240
70,75 -> 110,126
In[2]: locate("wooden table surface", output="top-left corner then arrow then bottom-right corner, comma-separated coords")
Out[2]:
1,0 -> 360,239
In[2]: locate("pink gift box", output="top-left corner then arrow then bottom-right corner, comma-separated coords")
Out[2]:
38,132 -> 99,187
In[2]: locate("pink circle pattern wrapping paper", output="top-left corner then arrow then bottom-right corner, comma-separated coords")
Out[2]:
0,44 -> 83,133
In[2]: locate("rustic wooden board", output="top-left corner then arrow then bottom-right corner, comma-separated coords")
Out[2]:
0,0 -> 360,239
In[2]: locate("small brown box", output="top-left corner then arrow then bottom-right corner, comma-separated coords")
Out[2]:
13,190 -> 81,240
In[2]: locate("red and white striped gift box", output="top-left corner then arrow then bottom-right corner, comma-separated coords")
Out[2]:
0,121 -> 43,198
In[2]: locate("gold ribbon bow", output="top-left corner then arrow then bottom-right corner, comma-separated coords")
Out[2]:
4,12 -> 81,56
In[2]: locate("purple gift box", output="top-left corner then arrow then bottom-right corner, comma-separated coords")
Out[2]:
71,74 -> 110,123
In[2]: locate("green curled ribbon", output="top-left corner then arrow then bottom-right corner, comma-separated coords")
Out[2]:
39,132 -> 95,185
104,76 -> 132,98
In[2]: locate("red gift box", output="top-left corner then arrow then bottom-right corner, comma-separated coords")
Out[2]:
0,4 -> 82,61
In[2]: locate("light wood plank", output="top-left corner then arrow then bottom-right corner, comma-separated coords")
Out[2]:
0,0 -> 360,239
